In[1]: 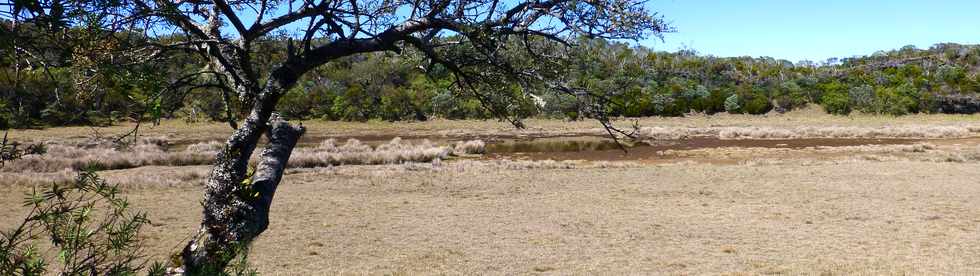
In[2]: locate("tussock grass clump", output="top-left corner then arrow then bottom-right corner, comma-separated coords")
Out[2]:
452,140 -> 486,155
185,140 -> 224,155
930,146 -> 980,163
100,165 -> 211,188
1,166 -> 211,188
2,139 -> 214,173
638,127 -> 695,140
288,137 -> 453,167
716,127 -> 796,139
0,169 -> 76,186
636,125 -> 979,140
809,142 -> 938,153
446,159 -> 638,171
3,137 -> 489,173
718,125 -> 974,139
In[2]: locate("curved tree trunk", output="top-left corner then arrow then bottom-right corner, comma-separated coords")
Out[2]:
148,52 -> 313,272
164,45 -> 317,274
173,113 -> 304,274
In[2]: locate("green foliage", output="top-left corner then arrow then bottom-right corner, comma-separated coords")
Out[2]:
538,92 -> 581,119
724,94 -> 741,113
1,171 -> 153,275
650,92 -> 674,115
330,84 -> 374,121
430,89 -> 488,119
0,170 -> 260,276
774,81 -> 807,110
9,30 -> 980,128
2,21 -> 177,128
735,85 -> 773,114
0,131 -> 46,168
821,90 -> 852,115
848,84 -> 875,112
871,84 -> 920,115
277,83 -> 336,120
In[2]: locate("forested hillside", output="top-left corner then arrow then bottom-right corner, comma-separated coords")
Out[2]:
4,21 -> 980,128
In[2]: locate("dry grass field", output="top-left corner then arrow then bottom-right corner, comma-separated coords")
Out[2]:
5,107 -> 980,275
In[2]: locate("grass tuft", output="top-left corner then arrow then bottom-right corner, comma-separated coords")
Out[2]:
287,138 -> 457,168
452,140 -> 486,155
3,139 -> 213,173
636,125 -> 978,140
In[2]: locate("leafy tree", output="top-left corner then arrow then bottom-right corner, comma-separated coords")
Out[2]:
10,20 -> 980,125
6,0 -> 670,273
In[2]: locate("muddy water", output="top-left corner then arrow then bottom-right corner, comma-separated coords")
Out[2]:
485,137 -> 922,161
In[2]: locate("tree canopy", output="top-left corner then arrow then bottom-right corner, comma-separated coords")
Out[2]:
5,30 -> 980,130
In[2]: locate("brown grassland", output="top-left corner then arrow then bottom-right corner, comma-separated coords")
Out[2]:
4,107 -> 980,275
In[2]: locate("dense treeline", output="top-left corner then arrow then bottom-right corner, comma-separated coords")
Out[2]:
4,23 -> 980,128
567,40 -> 980,117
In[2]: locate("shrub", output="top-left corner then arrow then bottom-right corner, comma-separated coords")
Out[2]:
379,86 -> 428,121
1,171 -> 156,275
872,84 -> 918,115
614,86 -> 652,117
741,94 -> 772,114
848,84 -> 875,112
330,84 -> 374,121
276,83 -> 337,120
724,94 -> 741,113
177,87 -> 231,122
0,170 -> 259,276
676,84 -> 710,112
650,92 -> 675,115
430,90 -> 488,119
775,81 -> 808,110
703,88 -> 730,114
821,90 -> 852,115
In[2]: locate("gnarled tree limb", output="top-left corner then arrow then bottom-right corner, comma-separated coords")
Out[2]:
175,114 -> 305,274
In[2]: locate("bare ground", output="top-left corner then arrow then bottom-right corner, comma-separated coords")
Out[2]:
4,111 -> 980,275
4,160 -> 980,274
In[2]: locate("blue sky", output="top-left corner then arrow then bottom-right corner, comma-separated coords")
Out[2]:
642,0 -> 980,62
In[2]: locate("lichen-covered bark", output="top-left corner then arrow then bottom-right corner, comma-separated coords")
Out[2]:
175,113 -> 304,274
173,75 -> 304,274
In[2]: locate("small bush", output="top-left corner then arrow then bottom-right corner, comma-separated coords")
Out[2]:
821,91 -> 852,115
1,171 -> 259,275
872,85 -> 918,115
741,94 -> 772,114
848,84 -> 875,112
1,171 -> 156,275
724,94 -> 741,113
